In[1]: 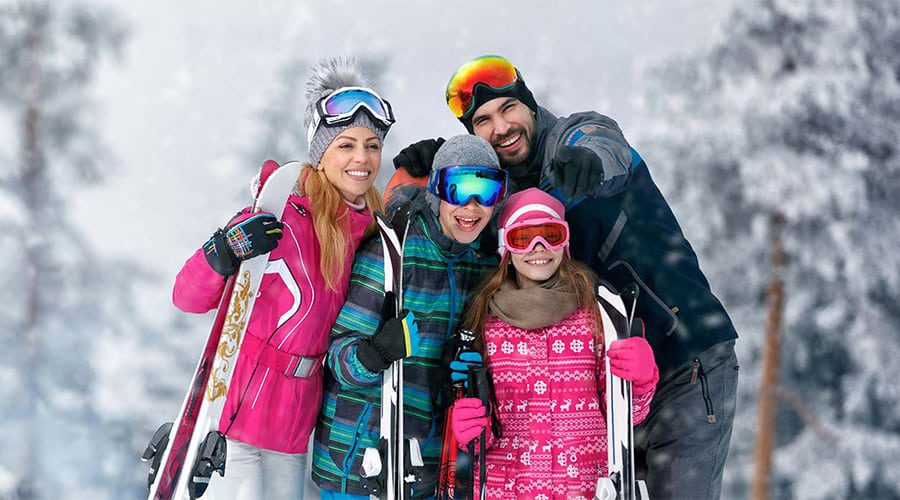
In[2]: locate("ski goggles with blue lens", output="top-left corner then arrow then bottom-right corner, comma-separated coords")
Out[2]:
427,165 -> 509,207
306,86 -> 395,142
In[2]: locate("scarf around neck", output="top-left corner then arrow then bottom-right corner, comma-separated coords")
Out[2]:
488,272 -> 579,331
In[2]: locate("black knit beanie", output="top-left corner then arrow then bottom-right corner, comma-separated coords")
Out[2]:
458,70 -> 538,133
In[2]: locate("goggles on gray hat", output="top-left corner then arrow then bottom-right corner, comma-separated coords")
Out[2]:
305,86 -> 395,144
306,86 -> 394,167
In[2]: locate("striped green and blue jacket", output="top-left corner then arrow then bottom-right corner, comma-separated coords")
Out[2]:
311,200 -> 498,497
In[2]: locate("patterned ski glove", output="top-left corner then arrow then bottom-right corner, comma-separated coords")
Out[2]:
203,211 -> 283,276
392,137 -> 445,178
549,145 -> 605,199
450,397 -> 490,447
357,309 -> 420,373
607,333 -> 659,396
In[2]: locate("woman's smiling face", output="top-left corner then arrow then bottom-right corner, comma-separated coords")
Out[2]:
318,126 -> 382,203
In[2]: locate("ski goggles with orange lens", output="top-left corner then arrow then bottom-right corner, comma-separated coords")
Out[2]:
499,218 -> 570,255
427,165 -> 508,207
446,55 -> 519,118
307,86 -> 395,142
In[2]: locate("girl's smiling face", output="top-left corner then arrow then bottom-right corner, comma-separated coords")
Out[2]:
509,243 -> 565,287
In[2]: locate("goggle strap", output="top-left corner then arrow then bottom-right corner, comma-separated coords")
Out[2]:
306,106 -> 392,148
307,86 -> 394,146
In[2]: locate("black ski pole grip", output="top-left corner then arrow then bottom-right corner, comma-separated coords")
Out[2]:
466,366 -> 502,439
466,367 -> 489,404
466,368 -> 491,500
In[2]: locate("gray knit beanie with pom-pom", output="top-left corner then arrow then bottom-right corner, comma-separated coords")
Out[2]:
304,57 -> 391,167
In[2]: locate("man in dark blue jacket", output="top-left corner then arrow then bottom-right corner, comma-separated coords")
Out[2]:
388,54 -> 739,500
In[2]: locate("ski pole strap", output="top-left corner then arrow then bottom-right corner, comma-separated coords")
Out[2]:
243,334 -> 324,378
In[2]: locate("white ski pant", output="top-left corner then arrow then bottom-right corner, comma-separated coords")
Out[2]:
205,437 -> 309,500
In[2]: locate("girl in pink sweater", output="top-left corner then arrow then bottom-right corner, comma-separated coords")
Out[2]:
450,188 -> 659,499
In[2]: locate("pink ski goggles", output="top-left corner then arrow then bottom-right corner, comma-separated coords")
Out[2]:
498,218 -> 570,256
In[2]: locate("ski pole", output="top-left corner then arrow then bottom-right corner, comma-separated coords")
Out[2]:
467,367 -> 491,500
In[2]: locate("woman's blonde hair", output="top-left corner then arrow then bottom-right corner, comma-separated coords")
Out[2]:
463,253 -> 604,352
299,163 -> 383,291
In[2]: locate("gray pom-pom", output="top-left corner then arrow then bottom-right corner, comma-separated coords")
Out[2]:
303,57 -> 373,128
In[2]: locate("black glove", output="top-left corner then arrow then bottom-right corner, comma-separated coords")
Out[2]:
392,137 -> 445,178
549,145 -> 606,199
203,211 -> 283,276
356,309 -> 420,373
432,329 -> 480,410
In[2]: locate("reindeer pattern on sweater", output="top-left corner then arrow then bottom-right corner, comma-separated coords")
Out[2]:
481,308 -> 654,500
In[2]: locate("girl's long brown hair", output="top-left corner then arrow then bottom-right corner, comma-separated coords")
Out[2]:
299,163 -> 383,291
463,253 -> 605,352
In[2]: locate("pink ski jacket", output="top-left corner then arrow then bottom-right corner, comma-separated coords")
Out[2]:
172,194 -> 372,453
481,308 -> 654,499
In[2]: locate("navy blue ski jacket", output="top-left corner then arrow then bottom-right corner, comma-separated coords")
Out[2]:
517,106 -> 739,379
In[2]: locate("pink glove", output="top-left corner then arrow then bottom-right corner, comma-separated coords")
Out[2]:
450,397 -> 490,447
607,336 -> 659,396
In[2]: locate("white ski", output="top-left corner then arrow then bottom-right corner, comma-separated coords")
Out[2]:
361,210 -> 422,499
145,161 -> 301,500
595,284 -> 650,500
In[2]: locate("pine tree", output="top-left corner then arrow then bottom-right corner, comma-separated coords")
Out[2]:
0,3 -> 165,497
246,58 -> 310,168
638,0 -> 900,498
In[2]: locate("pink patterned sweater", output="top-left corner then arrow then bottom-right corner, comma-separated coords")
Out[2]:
481,308 -> 654,500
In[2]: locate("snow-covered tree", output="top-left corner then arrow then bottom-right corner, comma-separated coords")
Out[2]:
638,0 -> 900,498
246,57 -> 310,168
0,3 -> 172,498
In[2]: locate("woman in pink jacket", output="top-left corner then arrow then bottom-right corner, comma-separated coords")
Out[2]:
171,58 -> 393,500
450,188 -> 660,499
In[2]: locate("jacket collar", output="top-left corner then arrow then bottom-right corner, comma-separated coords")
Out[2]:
288,193 -> 373,239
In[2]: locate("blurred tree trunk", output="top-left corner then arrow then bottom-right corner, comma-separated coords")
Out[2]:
1,2 -> 137,496
20,17 -> 45,499
752,211 -> 786,500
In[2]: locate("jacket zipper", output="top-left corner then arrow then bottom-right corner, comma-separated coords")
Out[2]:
446,255 -> 458,339
341,401 -> 373,491
690,358 -> 716,423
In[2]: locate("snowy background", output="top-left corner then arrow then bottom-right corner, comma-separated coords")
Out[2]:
2,0 -> 899,498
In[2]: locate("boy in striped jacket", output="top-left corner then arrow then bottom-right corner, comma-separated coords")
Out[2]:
311,135 -> 507,498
